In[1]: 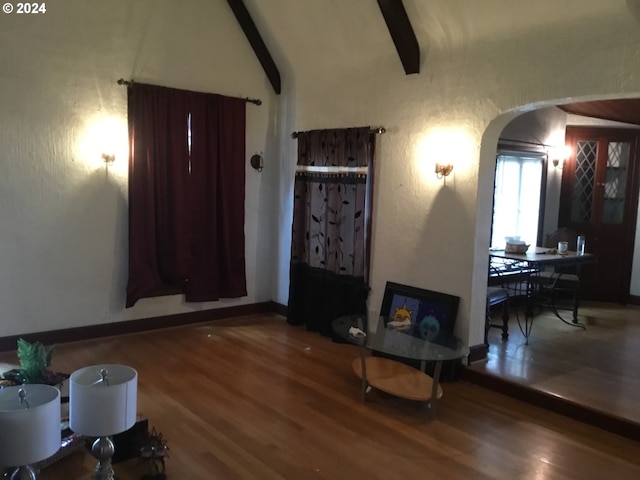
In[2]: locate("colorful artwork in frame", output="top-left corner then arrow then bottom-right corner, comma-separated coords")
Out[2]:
379,281 -> 460,345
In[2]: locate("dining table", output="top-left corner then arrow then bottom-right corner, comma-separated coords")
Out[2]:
489,246 -> 596,343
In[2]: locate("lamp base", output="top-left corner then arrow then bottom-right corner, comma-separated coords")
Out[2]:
9,465 -> 37,480
90,436 -> 115,480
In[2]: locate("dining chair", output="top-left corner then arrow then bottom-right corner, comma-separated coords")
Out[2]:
485,286 -> 510,344
532,227 -> 581,322
485,259 -> 512,344
546,227 -> 578,252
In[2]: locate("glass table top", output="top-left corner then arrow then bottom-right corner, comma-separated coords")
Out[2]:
332,315 -> 469,362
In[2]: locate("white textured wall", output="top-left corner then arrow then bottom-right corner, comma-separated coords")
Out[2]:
0,0 -> 276,336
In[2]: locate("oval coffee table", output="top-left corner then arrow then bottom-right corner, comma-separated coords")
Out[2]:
333,315 -> 469,418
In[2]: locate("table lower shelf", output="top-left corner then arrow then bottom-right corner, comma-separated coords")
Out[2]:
351,357 -> 443,401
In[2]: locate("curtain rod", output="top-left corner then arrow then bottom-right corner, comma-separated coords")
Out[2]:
498,137 -> 553,150
291,127 -> 385,139
116,79 -> 262,106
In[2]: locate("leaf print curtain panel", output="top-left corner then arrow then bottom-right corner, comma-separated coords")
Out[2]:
287,127 -> 374,336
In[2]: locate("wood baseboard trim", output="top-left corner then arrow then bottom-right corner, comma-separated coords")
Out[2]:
271,301 -> 288,317
628,295 -> 640,306
461,367 -> 640,442
0,301 -> 286,353
467,343 -> 488,363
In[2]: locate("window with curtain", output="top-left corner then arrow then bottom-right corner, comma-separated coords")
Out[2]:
287,127 -> 375,336
125,83 -> 248,307
491,151 -> 546,248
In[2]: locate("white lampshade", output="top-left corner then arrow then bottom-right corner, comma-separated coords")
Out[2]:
69,364 -> 137,437
0,384 -> 61,467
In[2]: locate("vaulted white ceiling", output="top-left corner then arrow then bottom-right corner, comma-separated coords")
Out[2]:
244,0 -> 625,81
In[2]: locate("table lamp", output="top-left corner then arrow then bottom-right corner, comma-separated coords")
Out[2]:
69,364 -> 138,480
0,384 -> 61,480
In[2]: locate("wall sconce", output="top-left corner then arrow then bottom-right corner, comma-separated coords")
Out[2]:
435,162 -> 454,179
101,153 -> 116,165
250,153 -> 263,172
552,145 -> 571,169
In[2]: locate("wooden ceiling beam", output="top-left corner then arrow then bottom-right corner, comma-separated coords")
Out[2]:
377,0 -> 420,75
226,0 -> 281,94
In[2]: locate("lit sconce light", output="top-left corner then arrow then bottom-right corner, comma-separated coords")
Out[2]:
421,127 -> 471,182
552,145 -> 571,169
435,162 -> 454,179
77,115 -> 127,172
101,153 -> 116,165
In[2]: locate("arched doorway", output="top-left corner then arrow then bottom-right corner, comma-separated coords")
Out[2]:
471,100 -> 640,432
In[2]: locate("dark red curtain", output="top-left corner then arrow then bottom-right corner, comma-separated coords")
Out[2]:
126,83 -> 247,307
185,93 -> 247,301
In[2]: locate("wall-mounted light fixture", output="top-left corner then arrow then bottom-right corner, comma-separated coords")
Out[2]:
420,128 -> 471,183
77,115 -> 127,172
552,145 -> 571,169
250,153 -> 263,172
101,153 -> 115,165
435,162 -> 454,179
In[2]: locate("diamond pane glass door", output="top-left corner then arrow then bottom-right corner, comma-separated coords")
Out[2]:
571,140 -> 597,223
561,127 -> 639,303
602,142 -> 629,224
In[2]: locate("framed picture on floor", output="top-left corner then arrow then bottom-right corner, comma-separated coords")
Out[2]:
379,281 -> 460,346
375,281 -> 462,381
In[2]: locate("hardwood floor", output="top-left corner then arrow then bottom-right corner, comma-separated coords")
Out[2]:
1,312 -> 639,479
472,301 -> 640,428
